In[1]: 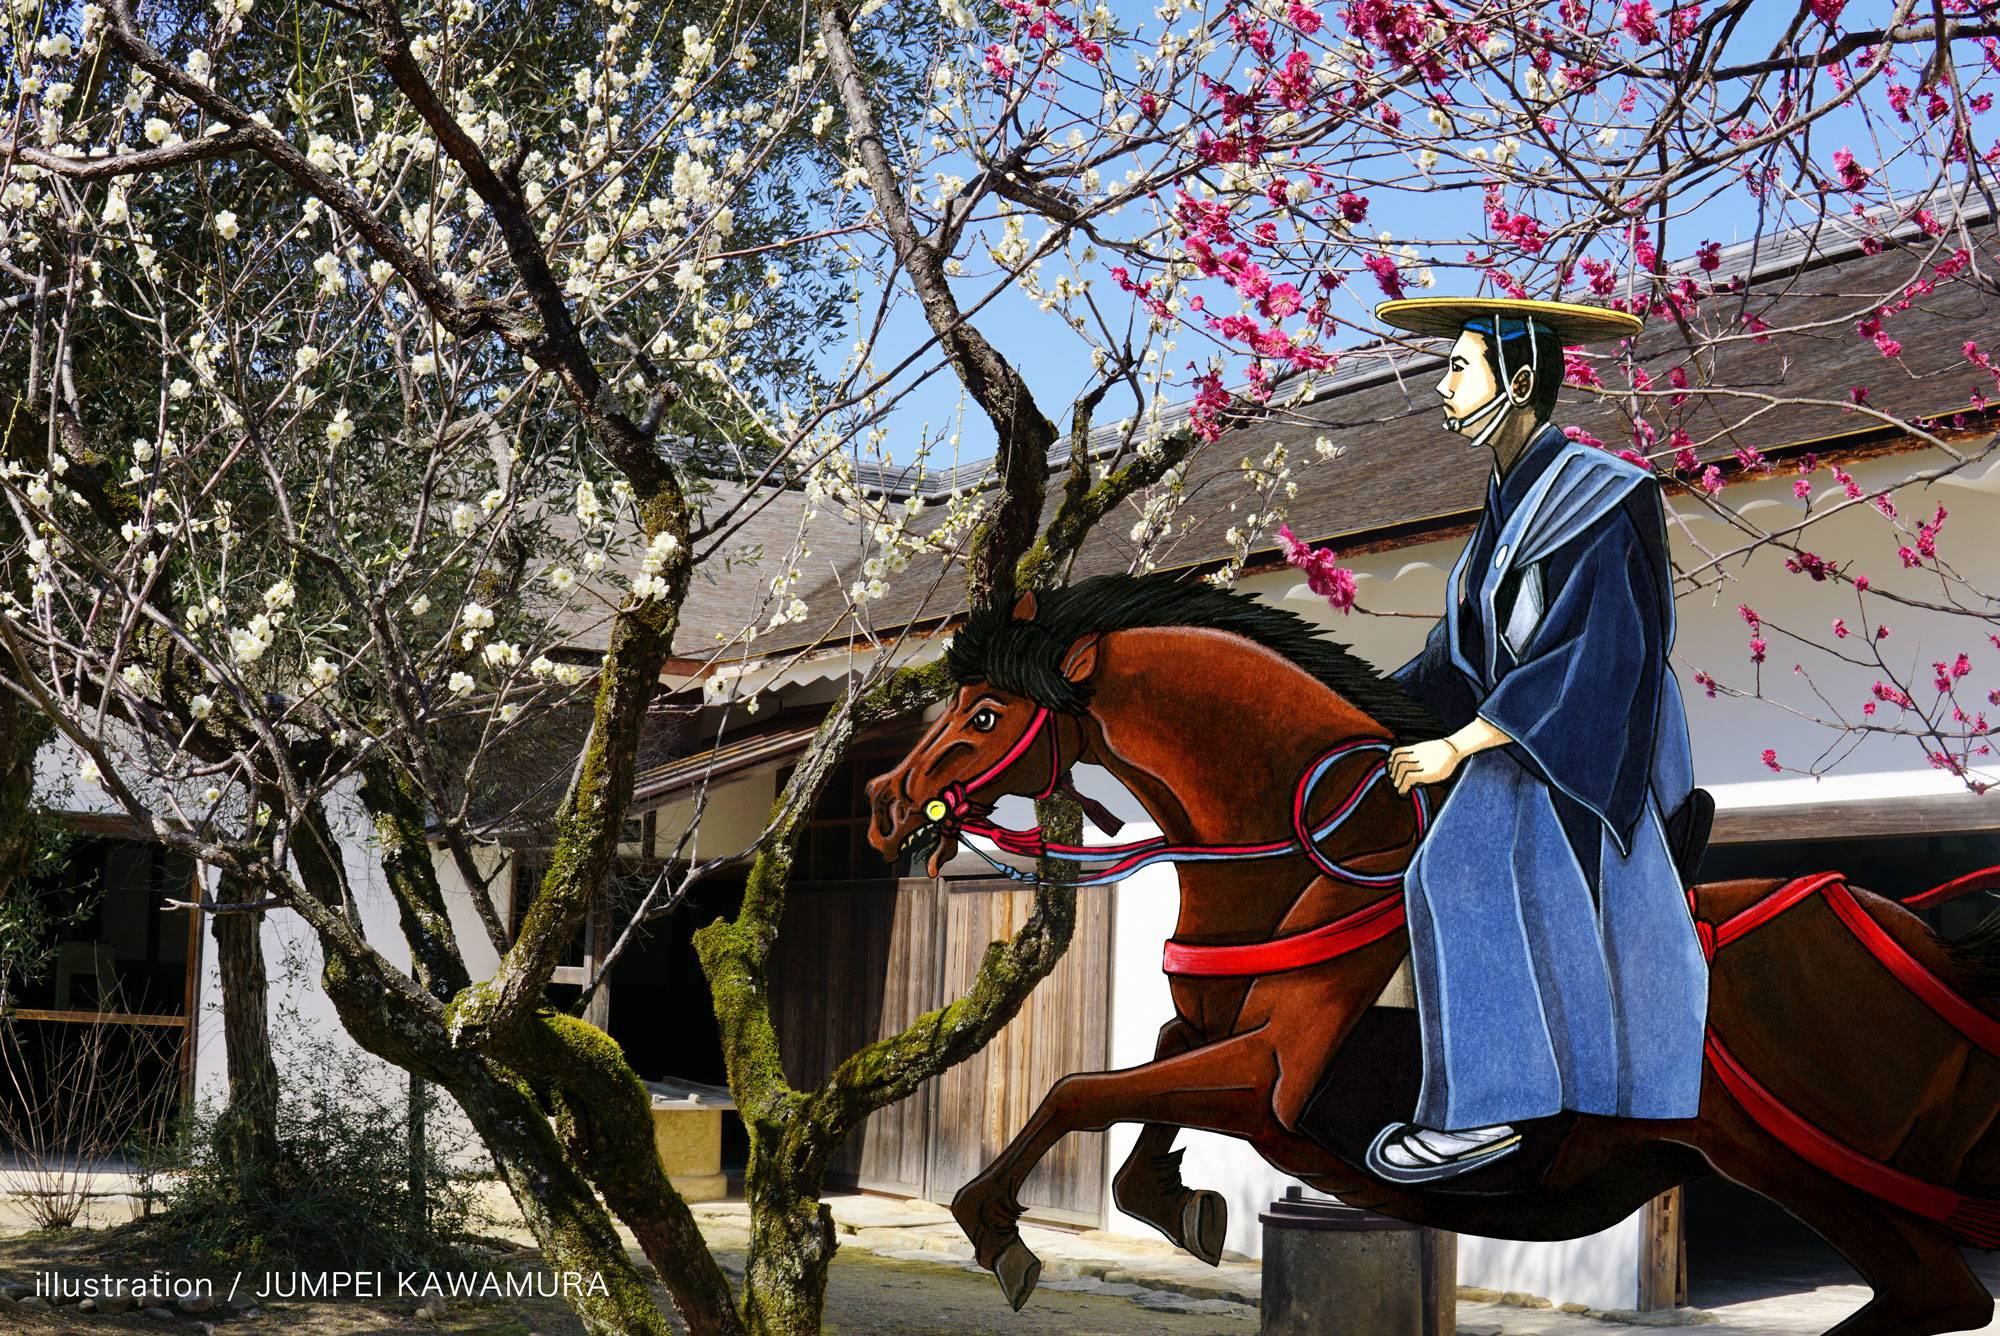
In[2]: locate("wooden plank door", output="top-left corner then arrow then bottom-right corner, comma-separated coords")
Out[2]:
923,880 -> 1113,1225
769,878 -> 941,1197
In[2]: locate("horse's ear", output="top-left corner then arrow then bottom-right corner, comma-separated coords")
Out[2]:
1059,634 -> 1100,685
1012,590 -> 1038,621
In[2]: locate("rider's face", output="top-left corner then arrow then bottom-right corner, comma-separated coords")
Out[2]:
1435,330 -> 1500,436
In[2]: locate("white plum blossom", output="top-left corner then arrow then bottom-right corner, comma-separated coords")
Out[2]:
408,594 -> 432,616
460,601 -> 495,630
448,671 -> 476,696
326,407 -> 355,445
482,640 -> 521,668
639,530 -> 680,575
230,614 -> 276,663
263,578 -> 296,611
450,502 -> 479,536
188,693 -> 214,719
79,755 -> 103,788
546,565 -> 575,591
308,656 -> 340,687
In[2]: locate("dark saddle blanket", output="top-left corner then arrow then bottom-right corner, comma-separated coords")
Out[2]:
1293,1007 -> 1576,1197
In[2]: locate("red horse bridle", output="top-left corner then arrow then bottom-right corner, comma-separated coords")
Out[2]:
917,705 -> 1430,976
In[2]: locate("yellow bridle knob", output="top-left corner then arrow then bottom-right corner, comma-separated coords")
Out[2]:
924,799 -> 949,823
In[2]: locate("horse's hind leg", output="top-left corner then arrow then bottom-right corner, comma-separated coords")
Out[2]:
1706,1123 -> 1993,1335
1109,1019 -> 1228,1266
1821,1211 -> 1990,1336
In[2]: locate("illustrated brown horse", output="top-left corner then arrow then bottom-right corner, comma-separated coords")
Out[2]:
864,573 -> 2000,1336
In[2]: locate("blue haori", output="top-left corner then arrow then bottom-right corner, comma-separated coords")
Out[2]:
1392,425 -> 1711,1131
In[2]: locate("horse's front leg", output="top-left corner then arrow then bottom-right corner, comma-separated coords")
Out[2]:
1110,1016 -> 1230,1266
952,1028 -> 1282,1309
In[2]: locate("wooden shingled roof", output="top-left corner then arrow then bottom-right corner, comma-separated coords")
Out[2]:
743,207 -> 1999,659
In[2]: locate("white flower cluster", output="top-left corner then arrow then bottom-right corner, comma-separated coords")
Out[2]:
630,530 -> 681,600
519,648 -> 586,688
575,480 -> 604,530
481,640 -> 521,668
230,613 -> 276,664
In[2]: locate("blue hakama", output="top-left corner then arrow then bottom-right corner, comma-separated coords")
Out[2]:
1392,427 -> 1710,1130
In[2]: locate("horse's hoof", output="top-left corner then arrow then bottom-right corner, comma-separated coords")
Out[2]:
993,1239 -> 1042,1311
1181,1190 -> 1227,1267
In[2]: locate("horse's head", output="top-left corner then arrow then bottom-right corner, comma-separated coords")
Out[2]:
866,589 -> 1098,877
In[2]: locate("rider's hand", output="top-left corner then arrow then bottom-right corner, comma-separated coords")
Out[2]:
1389,738 -> 1462,794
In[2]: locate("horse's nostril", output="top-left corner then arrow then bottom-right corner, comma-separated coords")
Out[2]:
870,778 -> 904,837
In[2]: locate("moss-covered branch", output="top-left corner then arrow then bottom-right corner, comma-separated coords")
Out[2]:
694,659 -> 953,1124
1015,420 -> 1200,593
811,797 -> 1081,1125
445,499 -> 688,1048
360,760 -> 473,1002
505,1011 -> 746,1336
292,803 -> 686,1336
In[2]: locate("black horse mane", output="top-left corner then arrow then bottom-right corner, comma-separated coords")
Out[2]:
945,572 -> 1442,742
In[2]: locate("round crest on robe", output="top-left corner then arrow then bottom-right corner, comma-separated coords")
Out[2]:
1375,297 -> 1643,346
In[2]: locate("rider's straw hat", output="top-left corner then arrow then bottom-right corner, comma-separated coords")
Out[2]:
1376,297 -> 1643,345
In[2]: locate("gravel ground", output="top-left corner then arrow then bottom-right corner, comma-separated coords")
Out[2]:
0,1226 -> 1257,1335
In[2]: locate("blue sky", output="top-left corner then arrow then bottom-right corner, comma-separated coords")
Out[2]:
816,2 -> 1988,473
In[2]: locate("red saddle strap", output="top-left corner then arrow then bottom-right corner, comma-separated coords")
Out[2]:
1704,1030 -> 2000,1248
1695,866 -> 2000,1244
1162,892 -> 1405,978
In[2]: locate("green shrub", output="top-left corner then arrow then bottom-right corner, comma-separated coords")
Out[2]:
148,1033 -> 488,1272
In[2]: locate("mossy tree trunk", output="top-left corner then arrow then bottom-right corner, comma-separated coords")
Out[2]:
212,861 -> 285,1203
673,7 -> 1214,1330
2,10 -> 1224,1334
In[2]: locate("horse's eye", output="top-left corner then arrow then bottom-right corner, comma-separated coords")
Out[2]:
969,707 -> 998,732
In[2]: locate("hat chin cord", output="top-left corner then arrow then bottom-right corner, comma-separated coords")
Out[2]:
1442,317 -> 1540,452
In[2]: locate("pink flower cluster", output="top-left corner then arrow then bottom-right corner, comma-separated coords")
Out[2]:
1933,654 -> 1974,694
1277,524 -> 1357,614
1897,505 -> 1947,568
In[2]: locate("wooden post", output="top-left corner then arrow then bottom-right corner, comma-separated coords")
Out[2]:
1639,1187 -> 1685,1311
583,886 -> 612,1032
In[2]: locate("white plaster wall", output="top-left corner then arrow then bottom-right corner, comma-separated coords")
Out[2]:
186,792 -> 493,1173
649,766 -> 777,862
